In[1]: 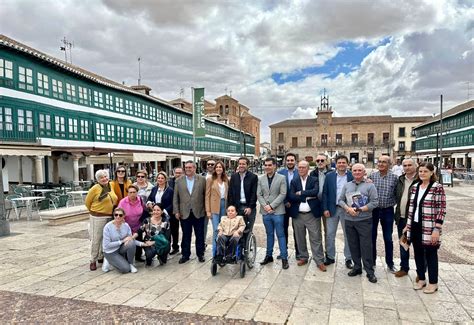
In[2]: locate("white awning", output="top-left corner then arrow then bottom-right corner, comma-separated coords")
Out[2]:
85,155 -> 134,164
450,153 -> 467,159
468,152 -> 474,158
181,155 -> 197,161
0,146 -> 51,156
132,153 -> 166,162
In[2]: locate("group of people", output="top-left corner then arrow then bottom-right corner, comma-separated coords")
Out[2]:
84,153 -> 446,294
275,152 -> 446,292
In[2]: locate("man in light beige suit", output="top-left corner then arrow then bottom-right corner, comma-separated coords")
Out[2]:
257,157 -> 289,269
173,160 -> 207,264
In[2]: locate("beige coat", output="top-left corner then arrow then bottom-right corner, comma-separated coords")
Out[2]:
218,215 -> 246,237
205,177 -> 228,215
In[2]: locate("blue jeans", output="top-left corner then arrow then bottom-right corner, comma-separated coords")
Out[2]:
211,198 -> 226,256
397,217 -> 410,272
263,214 -> 287,259
325,207 -> 351,261
372,207 -> 395,267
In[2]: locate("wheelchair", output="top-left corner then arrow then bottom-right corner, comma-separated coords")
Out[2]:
210,216 -> 257,278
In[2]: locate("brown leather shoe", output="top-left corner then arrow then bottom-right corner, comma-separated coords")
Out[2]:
90,262 -> 97,271
395,270 -> 408,277
317,264 -> 327,272
297,259 -> 308,266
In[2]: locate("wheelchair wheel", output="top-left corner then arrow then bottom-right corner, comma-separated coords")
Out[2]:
245,232 -> 257,269
211,261 -> 217,276
239,260 -> 246,278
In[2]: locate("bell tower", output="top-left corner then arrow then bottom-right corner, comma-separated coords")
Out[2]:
316,88 -> 333,125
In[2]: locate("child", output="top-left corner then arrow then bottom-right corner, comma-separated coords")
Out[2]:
216,205 -> 246,262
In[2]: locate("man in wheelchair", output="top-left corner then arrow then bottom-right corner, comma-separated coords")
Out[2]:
215,205 -> 246,264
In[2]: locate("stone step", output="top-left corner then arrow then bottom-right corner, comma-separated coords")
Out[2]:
39,206 -> 90,226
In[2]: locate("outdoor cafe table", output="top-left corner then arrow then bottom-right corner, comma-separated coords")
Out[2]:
67,190 -> 89,205
10,196 -> 43,220
31,189 -> 57,196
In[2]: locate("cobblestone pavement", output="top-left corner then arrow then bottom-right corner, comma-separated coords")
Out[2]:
0,184 -> 472,324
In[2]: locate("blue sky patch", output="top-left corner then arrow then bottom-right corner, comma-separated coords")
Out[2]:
271,38 -> 390,84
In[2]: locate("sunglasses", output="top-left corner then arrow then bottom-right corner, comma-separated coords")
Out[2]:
136,175 -> 145,178
114,213 -> 124,217
316,159 -> 325,163
207,163 -> 215,166
117,170 -> 126,173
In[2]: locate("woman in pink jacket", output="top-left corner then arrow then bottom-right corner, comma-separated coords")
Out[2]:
118,184 -> 146,262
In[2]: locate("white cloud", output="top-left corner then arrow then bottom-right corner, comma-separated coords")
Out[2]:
1,0 -> 472,144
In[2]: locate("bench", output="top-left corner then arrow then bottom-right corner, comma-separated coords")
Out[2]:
39,205 -> 90,226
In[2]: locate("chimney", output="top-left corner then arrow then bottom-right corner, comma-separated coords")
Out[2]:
131,85 -> 152,96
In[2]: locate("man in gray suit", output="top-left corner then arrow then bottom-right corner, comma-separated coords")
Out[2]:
173,160 -> 207,264
257,157 -> 289,269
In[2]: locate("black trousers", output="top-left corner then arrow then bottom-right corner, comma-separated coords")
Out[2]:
345,218 -> 374,276
180,212 -> 205,259
411,221 -> 438,284
217,235 -> 240,257
169,214 -> 180,251
143,245 -> 169,266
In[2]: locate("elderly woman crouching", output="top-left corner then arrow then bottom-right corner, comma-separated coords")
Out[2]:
102,208 -> 154,273
85,169 -> 118,271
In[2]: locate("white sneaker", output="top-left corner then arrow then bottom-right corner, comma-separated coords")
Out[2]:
102,258 -> 110,273
130,264 -> 138,273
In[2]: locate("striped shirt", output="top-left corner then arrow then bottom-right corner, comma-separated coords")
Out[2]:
369,171 -> 398,208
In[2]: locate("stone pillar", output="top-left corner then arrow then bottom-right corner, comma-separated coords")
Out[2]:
72,156 -> 80,185
87,164 -> 94,181
18,156 -> 24,185
51,156 -> 60,184
34,156 -> 44,184
167,158 -> 172,176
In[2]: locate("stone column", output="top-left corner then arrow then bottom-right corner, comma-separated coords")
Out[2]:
34,156 -> 44,184
72,155 -> 80,185
51,156 -> 60,184
18,156 -> 24,185
87,164 -> 94,181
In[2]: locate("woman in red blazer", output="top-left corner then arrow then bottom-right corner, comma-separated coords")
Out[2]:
406,162 -> 446,294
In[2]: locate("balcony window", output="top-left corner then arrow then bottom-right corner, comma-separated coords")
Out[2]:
351,133 -> 358,145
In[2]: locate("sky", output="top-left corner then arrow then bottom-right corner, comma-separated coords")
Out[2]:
1,0 -> 473,143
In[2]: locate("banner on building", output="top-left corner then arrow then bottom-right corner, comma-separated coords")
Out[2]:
193,87 -> 205,137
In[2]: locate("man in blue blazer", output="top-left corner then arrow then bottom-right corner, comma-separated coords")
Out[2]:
322,155 -> 353,269
289,160 -> 326,271
278,153 -> 300,259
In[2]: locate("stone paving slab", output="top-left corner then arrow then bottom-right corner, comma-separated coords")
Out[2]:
0,183 -> 472,323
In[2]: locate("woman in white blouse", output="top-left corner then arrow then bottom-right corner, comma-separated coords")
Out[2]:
205,161 -> 229,257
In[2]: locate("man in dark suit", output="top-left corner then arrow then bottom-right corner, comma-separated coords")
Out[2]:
289,160 -> 326,272
278,152 -> 299,259
322,154 -> 353,269
168,167 -> 183,189
173,161 -> 206,264
228,156 -> 258,238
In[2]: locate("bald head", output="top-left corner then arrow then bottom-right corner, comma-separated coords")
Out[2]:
377,155 -> 391,174
297,160 -> 309,177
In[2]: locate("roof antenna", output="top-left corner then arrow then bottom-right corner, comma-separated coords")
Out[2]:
138,57 -> 141,85
60,37 -> 74,64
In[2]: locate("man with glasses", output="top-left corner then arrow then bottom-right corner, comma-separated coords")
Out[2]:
258,157 -> 288,269
173,161 -> 207,264
322,155 -> 353,269
289,160 -> 326,272
228,157 -> 258,239
278,153 -> 300,259
369,155 -> 398,273
394,158 -> 418,277
310,154 -> 333,261
168,167 -> 183,189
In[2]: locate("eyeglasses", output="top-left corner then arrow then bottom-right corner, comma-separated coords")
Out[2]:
136,175 -> 145,178
114,213 -> 124,217
316,159 -> 325,163
117,170 -> 125,173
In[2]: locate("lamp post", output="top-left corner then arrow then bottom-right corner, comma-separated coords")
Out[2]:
372,145 -> 376,168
